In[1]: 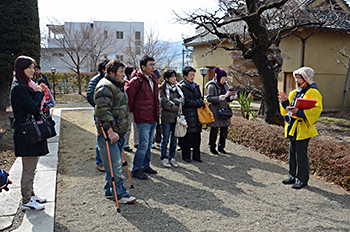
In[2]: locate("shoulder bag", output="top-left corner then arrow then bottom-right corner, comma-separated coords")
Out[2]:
217,105 -> 233,119
174,103 -> 187,137
21,113 -> 57,144
197,101 -> 215,124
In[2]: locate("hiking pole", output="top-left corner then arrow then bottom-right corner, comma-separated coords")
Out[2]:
100,124 -> 121,213
122,150 -> 134,188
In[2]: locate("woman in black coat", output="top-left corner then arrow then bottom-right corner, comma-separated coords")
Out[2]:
179,66 -> 204,162
11,56 -> 48,211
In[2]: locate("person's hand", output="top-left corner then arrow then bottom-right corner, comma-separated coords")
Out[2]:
230,93 -> 237,100
36,84 -> 43,92
173,98 -> 182,104
219,95 -> 226,101
107,128 -> 119,144
278,91 -> 288,102
288,106 -> 299,114
0,172 -> 12,192
40,83 -> 47,92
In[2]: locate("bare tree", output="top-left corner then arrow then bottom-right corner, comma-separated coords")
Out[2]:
175,0 -> 344,125
47,20 -> 115,94
123,26 -> 179,69
335,48 -> 350,114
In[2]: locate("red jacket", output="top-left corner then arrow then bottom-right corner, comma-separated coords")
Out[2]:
125,69 -> 159,124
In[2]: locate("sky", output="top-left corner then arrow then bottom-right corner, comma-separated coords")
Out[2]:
37,0 -> 219,42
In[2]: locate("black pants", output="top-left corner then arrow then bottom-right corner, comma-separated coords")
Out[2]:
289,138 -> 310,185
154,123 -> 161,143
209,127 -> 228,150
179,132 -> 201,160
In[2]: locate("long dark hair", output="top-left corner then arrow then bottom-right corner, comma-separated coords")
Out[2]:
14,56 -> 36,93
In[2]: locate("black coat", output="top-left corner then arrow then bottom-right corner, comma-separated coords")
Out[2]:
11,81 -> 49,157
180,80 -> 204,134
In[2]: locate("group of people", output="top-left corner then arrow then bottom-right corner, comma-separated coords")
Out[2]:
7,53 -> 322,211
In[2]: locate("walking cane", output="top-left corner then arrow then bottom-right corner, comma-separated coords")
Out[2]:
122,150 -> 134,188
100,124 -> 120,213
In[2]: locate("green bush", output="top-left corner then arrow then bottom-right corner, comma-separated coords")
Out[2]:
43,72 -> 94,93
227,115 -> 350,191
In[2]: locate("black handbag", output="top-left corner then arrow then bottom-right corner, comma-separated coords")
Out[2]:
217,106 -> 233,119
21,114 -> 56,144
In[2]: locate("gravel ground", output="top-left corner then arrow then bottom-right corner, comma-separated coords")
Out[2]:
54,110 -> 350,232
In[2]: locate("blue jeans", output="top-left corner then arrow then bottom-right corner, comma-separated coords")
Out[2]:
160,123 -> 177,160
132,122 -> 157,172
94,114 -> 103,165
97,134 -> 128,200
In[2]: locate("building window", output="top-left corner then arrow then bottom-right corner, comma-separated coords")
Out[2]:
116,31 -> 124,39
135,31 -> 141,40
116,55 -> 124,61
135,47 -> 141,55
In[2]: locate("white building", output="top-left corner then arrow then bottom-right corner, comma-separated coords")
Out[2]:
41,20 -> 144,73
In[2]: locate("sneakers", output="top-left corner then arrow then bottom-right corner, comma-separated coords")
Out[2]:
105,194 -> 136,204
142,167 -> 158,174
161,158 -> 172,168
32,195 -> 47,203
119,195 -> 136,204
96,164 -> 105,172
169,158 -> 179,167
132,169 -> 148,180
21,197 -> 45,211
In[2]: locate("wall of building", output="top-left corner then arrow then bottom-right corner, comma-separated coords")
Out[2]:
41,20 -> 144,73
279,28 -> 350,110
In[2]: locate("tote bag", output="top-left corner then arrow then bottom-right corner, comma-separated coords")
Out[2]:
175,103 -> 187,137
197,101 -> 215,124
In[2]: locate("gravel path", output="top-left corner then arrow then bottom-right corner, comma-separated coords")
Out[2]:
54,110 -> 350,232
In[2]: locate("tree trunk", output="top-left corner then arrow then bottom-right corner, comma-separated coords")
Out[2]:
251,51 -> 284,125
0,80 -> 9,111
77,68 -> 82,94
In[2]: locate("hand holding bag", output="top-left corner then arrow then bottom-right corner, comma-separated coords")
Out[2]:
175,103 -> 187,137
197,101 -> 215,124
21,114 -> 57,144
217,105 -> 233,119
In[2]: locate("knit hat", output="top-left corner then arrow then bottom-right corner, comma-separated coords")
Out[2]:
213,67 -> 227,83
293,67 -> 314,85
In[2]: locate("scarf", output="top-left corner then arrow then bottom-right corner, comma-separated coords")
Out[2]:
184,79 -> 195,90
215,77 -> 227,94
165,81 -> 184,104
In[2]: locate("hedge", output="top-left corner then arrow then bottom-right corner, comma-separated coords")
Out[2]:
43,72 -> 95,93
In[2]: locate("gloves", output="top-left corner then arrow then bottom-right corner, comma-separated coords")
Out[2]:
219,95 -> 226,101
0,171 -> 12,192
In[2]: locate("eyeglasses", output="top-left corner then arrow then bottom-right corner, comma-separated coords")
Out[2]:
149,63 -> 155,66
295,75 -> 303,80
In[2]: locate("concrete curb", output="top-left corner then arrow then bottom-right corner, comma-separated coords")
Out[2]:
0,107 -> 91,231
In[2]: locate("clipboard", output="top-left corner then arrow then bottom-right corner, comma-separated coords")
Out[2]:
294,98 -> 317,109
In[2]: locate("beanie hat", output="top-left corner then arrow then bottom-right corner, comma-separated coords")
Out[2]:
293,67 -> 314,85
213,67 -> 227,83
0,169 -> 8,189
